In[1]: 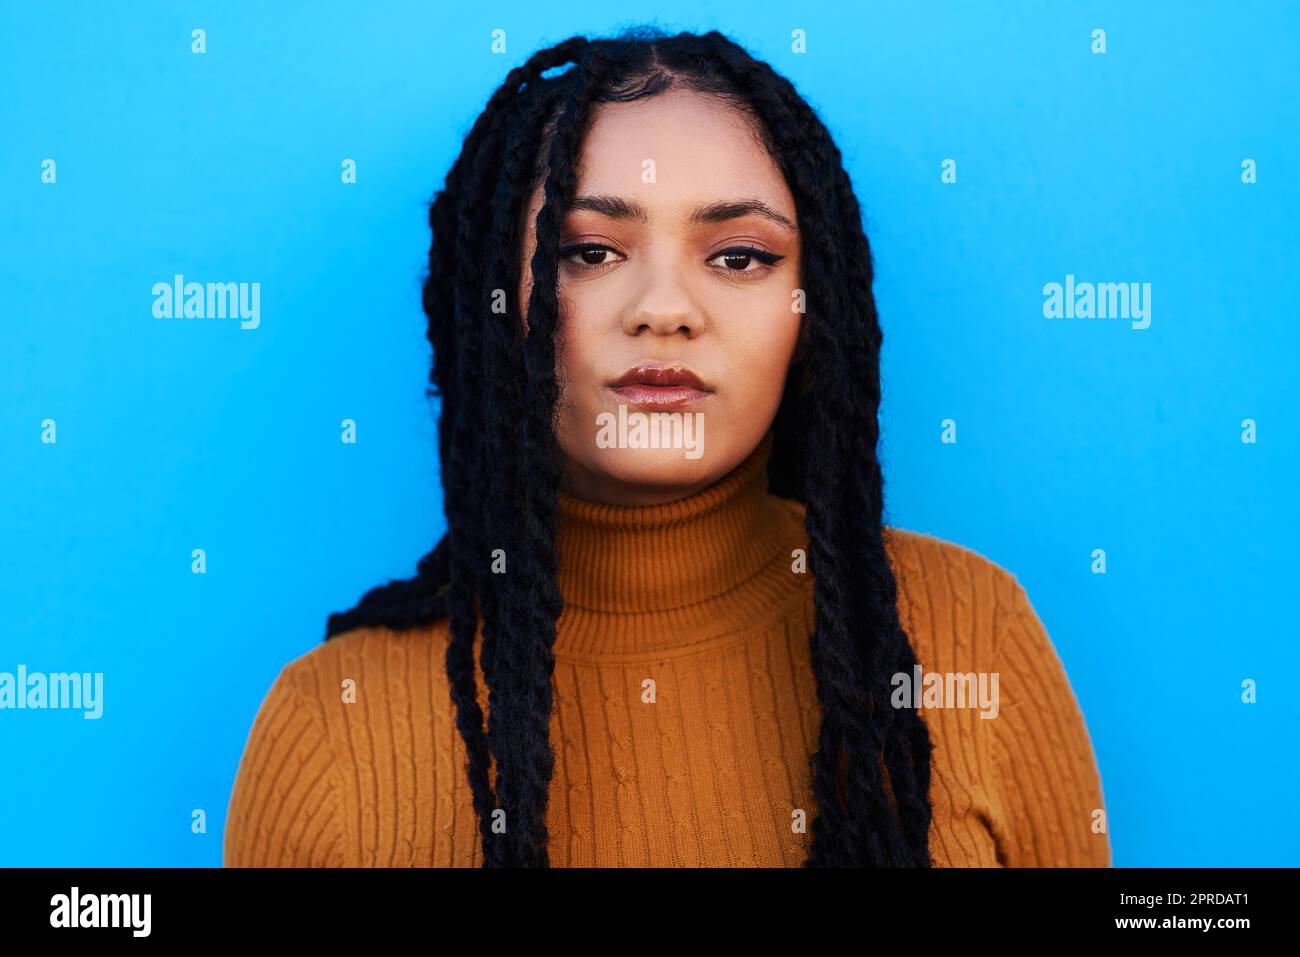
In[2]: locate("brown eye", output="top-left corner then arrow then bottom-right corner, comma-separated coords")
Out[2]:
558,242 -> 624,270
707,245 -> 784,276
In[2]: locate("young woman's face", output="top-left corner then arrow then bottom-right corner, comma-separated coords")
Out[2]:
519,86 -> 803,506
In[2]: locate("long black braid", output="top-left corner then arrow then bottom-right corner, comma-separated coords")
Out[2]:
324,26 -> 934,868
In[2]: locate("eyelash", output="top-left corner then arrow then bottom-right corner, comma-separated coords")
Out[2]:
556,242 -> 784,280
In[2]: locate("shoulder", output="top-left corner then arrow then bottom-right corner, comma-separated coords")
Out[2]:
764,496 -> 1019,587
883,527 -> 1028,610
769,495 -> 1030,611
881,527 -> 1050,669
771,497 -> 1029,614
266,620 -> 455,710
768,500 -> 1039,655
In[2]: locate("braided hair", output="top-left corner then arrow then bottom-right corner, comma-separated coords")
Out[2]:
324,26 -> 934,868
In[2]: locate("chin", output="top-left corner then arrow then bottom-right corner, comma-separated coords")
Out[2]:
567,442 -> 748,503
591,447 -> 723,486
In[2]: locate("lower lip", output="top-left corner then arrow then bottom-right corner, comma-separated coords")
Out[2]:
609,385 -> 711,410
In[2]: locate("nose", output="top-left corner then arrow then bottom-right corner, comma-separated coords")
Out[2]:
620,266 -> 706,339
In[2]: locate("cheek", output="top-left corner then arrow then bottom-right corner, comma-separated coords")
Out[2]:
551,298 -> 602,418
722,303 -> 801,405
550,288 -> 623,465
551,281 -> 605,378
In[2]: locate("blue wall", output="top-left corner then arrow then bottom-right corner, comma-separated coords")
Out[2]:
2,1 -> 1296,866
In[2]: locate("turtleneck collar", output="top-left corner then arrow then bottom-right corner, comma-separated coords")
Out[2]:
551,432 -> 809,659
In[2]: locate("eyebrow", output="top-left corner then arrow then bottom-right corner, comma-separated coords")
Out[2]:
565,194 -> 797,233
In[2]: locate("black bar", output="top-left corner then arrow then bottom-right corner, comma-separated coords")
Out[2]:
0,867 -> 1288,942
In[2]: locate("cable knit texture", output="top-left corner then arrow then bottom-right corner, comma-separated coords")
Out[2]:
224,437 -> 1111,867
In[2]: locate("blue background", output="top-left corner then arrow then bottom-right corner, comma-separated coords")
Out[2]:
2,1 -> 1296,866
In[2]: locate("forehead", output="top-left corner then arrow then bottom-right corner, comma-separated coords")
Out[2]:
567,88 -> 794,216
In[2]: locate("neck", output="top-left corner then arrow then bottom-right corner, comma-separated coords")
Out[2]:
551,431 -> 808,659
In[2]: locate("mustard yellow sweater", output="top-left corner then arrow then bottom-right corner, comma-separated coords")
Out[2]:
224,437 -> 1110,867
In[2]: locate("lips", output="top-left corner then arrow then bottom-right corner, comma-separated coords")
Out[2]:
608,363 -> 712,411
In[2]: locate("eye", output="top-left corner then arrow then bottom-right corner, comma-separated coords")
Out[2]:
707,245 -> 784,278
558,242 -> 625,271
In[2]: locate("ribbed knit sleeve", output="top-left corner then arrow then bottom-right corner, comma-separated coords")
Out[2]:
224,662 -> 345,867
989,574 -> 1111,867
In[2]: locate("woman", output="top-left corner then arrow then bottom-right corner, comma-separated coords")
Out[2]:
224,27 -> 1110,868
